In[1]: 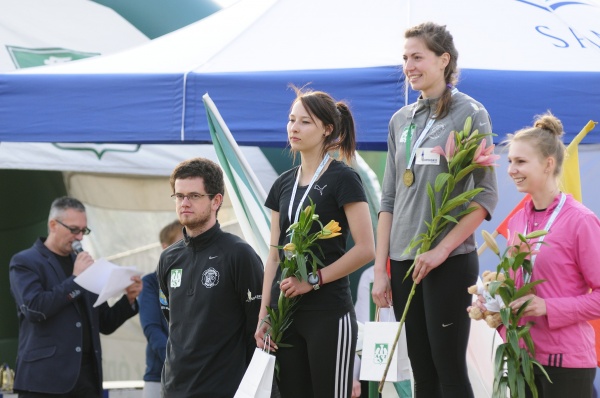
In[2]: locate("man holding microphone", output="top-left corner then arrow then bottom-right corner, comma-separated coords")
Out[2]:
9,196 -> 142,398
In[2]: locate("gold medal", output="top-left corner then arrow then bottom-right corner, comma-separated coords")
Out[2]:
403,169 -> 414,187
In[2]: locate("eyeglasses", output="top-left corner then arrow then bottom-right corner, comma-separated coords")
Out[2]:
171,193 -> 215,202
55,219 -> 91,235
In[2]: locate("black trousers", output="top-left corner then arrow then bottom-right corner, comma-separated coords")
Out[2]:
390,251 -> 478,398
275,307 -> 357,398
525,366 -> 596,398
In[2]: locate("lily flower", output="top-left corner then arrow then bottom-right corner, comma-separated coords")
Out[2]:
304,206 -> 313,217
282,243 -> 296,259
506,229 -> 521,258
431,132 -> 457,161
473,140 -> 500,167
287,222 -> 300,232
318,220 -> 342,239
481,230 -> 500,255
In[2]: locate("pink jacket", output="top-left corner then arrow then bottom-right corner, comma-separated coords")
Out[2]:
508,194 -> 600,368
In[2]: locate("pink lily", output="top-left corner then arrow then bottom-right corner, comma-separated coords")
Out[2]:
431,132 -> 457,161
473,140 -> 500,167
506,229 -> 520,257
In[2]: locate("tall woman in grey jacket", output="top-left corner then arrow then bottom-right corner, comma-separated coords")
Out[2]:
371,22 -> 499,398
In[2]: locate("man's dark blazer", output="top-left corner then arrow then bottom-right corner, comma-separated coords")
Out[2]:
8,238 -> 138,395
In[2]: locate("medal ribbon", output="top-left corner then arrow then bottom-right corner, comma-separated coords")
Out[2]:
404,123 -> 415,170
288,153 -> 330,224
404,87 -> 458,173
522,192 -> 566,283
405,118 -> 435,172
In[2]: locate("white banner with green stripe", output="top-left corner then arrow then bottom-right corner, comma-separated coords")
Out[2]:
203,93 -> 271,263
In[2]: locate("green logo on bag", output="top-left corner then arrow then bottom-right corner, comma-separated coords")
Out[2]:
374,343 -> 389,364
171,269 -> 183,288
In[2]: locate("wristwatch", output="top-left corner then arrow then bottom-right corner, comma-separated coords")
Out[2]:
307,272 -> 320,290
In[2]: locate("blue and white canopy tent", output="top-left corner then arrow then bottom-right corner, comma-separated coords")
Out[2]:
0,0 -> 598,149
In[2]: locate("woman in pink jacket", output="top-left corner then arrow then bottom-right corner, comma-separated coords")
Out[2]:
505,111 -> 600,397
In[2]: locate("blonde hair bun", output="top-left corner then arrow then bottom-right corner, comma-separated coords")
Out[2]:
533,112 -> 564,138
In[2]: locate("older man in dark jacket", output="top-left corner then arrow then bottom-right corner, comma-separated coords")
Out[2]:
9,196 -> 142,397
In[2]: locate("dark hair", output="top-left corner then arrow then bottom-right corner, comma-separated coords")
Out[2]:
159,219 -> 183,247
169,157 -> 225,197
48,196 -> 85,221
290,85 -> 357,163
405,22 -> 459,119
506,111 -> 566,177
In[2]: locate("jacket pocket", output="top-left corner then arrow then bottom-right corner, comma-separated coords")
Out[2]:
23,345 -> 56,362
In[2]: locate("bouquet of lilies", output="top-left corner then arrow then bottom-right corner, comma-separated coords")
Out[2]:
262,200 -> 342,347
481,229 -> 550,398
379,117 -> 499,390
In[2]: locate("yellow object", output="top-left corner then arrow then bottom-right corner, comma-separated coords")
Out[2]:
1,363 -> 14,392
559,120 -> 597,202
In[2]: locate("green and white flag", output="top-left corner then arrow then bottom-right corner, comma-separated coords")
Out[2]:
203,93 -> 271,263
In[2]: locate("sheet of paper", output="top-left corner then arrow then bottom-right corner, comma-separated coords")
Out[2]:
74,258 -> 143,307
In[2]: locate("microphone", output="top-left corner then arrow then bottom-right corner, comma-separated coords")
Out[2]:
71,241 -> 84,255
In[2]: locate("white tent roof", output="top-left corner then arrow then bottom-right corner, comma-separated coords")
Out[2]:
15,0 -> 600,74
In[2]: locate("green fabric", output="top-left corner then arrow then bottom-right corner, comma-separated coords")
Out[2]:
91,0 -> 221,39
393,380 -> 413,397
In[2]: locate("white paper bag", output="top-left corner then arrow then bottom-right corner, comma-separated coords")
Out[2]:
234,347 -> 275,398
360,320 -> 411,382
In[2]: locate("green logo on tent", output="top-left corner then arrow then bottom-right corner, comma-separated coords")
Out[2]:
52,143 -> 141,160
6,46 -> 100,69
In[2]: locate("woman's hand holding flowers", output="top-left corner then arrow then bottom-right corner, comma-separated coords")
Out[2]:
255,308 -> 279,352
280,276 -> 312,298
509,294 -> 547,317
412,245 -> 449,284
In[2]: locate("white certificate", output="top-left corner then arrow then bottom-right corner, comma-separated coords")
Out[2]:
74,258 -> 143,307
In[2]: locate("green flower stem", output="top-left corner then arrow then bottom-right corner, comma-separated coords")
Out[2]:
379,243 -> 429,392
273,290 -> 286,343
378,269 -> 416,392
